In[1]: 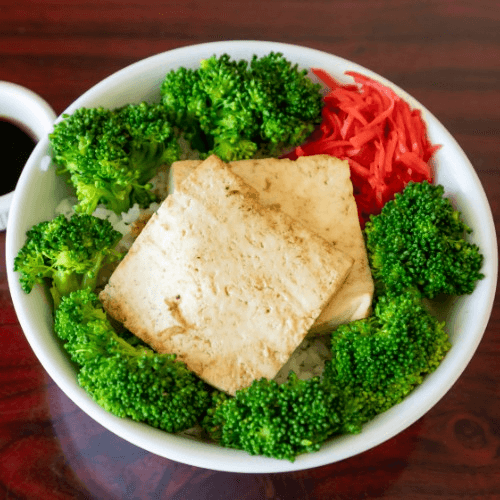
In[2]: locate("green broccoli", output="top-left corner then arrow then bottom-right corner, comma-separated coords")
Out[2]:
54,288 -> 212,433
14,213 -> 122,308
202,373 -> 341,461
50,102 -> 181,215
324,287 -> 451,434
364,181 -> 484,299
161,52 -> 323,161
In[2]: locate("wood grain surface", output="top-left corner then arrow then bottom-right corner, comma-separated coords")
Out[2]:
1,0 -> 499,498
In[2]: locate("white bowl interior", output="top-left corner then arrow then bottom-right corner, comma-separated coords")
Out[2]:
5,41 -> 498,473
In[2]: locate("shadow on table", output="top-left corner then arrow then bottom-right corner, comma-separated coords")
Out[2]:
46,379 -> 422,500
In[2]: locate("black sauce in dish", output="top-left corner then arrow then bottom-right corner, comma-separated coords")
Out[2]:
1,119 -> 36,195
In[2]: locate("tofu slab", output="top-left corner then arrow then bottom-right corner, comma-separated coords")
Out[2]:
170,155 -> 374,332
100,155 -> 353,394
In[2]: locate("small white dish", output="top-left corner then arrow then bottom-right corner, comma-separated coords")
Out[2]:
0,81 -> 56,230
5,41 -> 498,473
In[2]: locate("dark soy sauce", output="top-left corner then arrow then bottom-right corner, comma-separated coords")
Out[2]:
1,119 -> 36,195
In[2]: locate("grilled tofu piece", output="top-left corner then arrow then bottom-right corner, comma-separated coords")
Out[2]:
169,154 -> 374,332
100,155 -> 353,395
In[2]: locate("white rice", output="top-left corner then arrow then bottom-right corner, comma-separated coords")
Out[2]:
274,334 -> 331,384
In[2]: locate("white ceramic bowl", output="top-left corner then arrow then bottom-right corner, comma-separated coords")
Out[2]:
6,41 -> 498,473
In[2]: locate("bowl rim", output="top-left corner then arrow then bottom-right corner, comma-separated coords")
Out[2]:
5,40 -> 498,473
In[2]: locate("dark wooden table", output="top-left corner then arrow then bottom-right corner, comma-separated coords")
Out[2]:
1,1 -> 499,498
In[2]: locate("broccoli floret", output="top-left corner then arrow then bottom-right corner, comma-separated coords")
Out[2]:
50,102 -> 181,214
54,288 -> 212,433
324,288 -> 451,434
14,213 -> 122,308
202,373 -> 341,461
364,181 -> 484,299
161,52 -> 323,161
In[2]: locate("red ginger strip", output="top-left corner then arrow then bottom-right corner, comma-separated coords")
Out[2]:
285,68 -> 440,227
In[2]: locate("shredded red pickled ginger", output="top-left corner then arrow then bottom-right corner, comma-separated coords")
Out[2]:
285,69 -> 440,227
